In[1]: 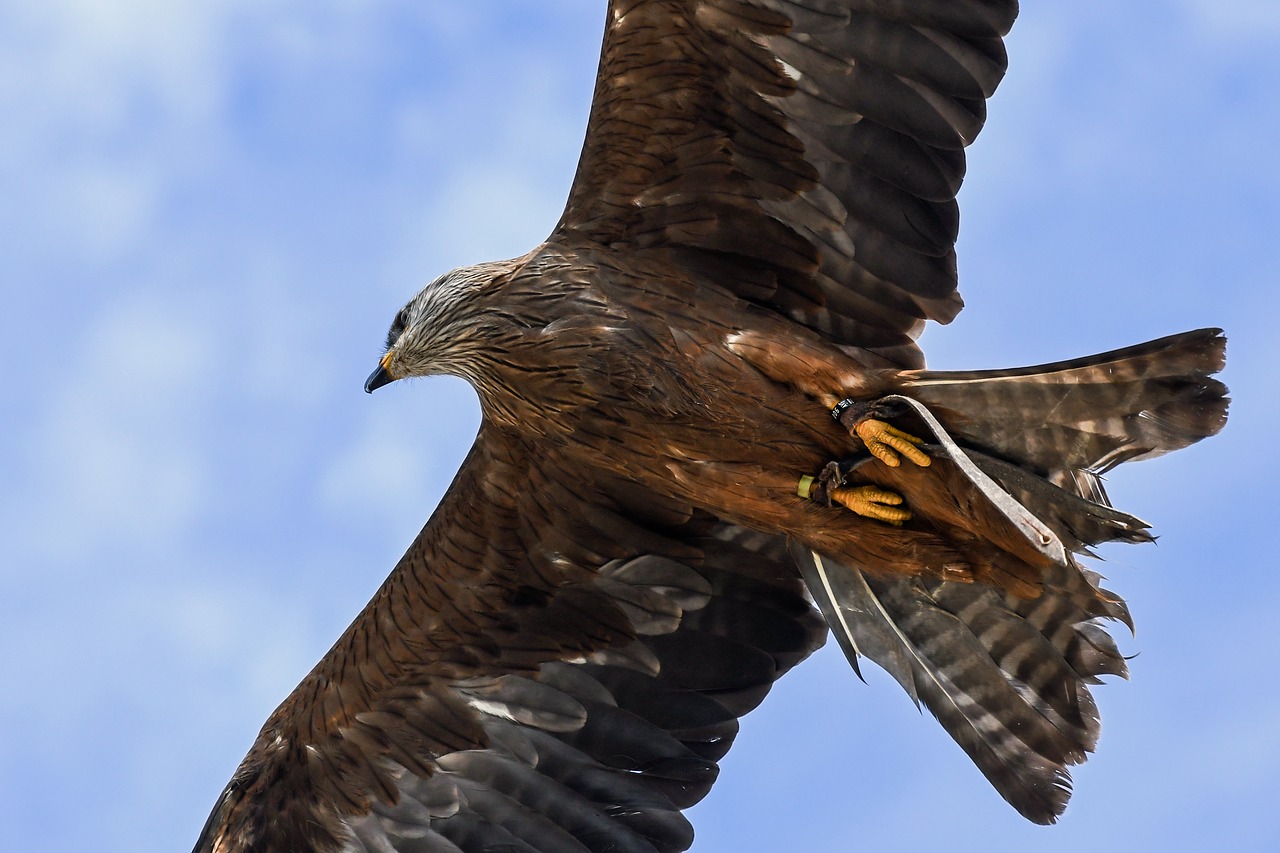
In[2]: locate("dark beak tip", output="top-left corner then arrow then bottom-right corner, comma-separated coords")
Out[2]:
364,365 -> 394,394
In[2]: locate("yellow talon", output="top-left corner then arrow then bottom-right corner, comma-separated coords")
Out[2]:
831,485 -> 912,526
854,419 -> 931,468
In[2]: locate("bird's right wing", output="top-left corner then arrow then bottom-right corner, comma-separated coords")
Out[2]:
344,524 -> 824,853
194,427 -> 825,853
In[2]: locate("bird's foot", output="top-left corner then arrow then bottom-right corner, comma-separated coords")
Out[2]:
854,419 -> 930,468
832,485 -> 911,526
797,461 -> 912,526
830,398 -> 930,468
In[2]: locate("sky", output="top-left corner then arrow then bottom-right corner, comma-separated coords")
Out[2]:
1,2 -> 1278,851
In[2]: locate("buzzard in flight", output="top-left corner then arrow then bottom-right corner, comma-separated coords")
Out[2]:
196,2 -> 1227,851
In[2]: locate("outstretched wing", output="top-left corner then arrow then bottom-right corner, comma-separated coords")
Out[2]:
194,429 -> 825,853
552,0 -> 1019,367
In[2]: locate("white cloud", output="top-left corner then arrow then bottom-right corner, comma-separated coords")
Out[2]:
2,0 -> 234,129
0,292 -> 220,563
0,1 -> 238,263
380,39 -> 592,280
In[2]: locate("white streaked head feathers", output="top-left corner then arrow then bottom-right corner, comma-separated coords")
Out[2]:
382,261 -> 508,382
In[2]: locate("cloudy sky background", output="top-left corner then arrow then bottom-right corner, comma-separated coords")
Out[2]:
2,2 -> 1278,850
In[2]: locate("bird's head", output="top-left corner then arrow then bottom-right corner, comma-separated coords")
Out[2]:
365,262 -> 506,393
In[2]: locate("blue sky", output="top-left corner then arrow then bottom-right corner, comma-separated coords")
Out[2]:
2,2 -> 1277,851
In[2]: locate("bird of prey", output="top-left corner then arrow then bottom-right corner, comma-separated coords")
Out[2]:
196,2 -> 1228,851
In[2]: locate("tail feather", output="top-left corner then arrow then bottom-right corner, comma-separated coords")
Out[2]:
902,328 -> 1228,493
964,449 -> 1153,553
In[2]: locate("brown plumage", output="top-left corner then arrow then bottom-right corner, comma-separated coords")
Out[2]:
195,2 -> 1228,851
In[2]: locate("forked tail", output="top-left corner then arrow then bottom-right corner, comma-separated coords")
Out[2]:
900,328 -> 1228,502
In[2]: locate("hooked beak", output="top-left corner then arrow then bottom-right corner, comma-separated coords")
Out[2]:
364,353 -> 396,394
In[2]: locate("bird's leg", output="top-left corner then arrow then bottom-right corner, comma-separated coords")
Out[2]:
721,329 -> 929,468
828,398 -> 931,469
797,460 -> 913,526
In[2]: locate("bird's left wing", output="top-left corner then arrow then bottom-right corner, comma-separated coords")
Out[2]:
552,0 -> 1019,367
194,428 -> 824,853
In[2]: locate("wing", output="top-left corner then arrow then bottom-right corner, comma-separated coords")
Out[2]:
552,0 -> 1019,367
194,428 -> 825,853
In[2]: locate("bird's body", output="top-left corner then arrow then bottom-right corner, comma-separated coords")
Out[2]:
397,242 -> 1221,600
395,244 -> 848,535
196,2 -> 1229,851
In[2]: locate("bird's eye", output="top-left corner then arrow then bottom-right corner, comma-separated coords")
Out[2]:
385,309 -> 409,351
